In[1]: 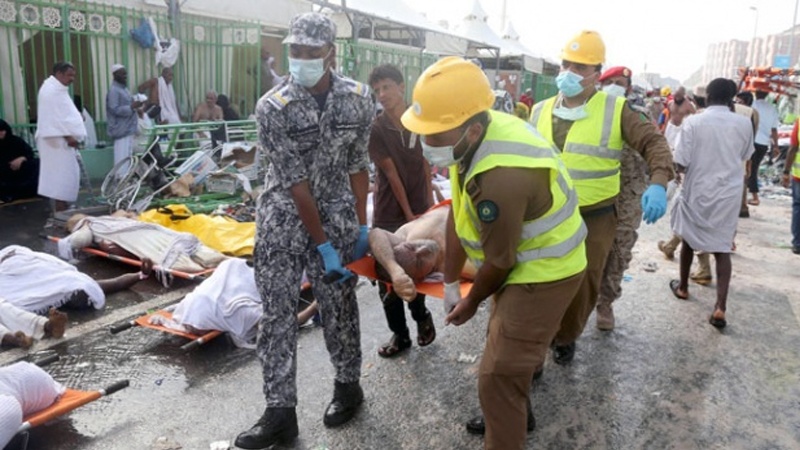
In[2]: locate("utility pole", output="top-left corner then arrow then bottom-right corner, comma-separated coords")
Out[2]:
790,0 -> 799,68
501,0 -> 507,31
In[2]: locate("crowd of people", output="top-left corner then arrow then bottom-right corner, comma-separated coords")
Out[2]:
2,8 -> 800,450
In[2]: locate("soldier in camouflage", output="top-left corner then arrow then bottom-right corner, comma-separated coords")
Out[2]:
235,12 -> 375,450
595,66 -> 649,331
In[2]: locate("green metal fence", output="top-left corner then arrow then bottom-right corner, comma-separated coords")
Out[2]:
533,73 -> 558,103
336,39 -> 437,98
0,0 -> 260,143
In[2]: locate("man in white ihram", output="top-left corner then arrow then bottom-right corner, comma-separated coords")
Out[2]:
35,61 -> 87,213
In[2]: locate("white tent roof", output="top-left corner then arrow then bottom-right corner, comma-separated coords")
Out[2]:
139,0 -> 310,29
315,0 -> 469,55
455,0 -> 506,51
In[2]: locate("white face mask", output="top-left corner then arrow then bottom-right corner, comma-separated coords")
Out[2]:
602,84 -> 627,98
421,130 -> 468,168
288,49 -> 331,88
553,104 -> 588,121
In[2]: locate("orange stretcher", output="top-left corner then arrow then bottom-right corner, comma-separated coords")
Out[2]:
18,381 -> 129,433
346,256 -> 472,299
47,235 -> 215,281
109,282 -> 313,351
110,310 -> 223,351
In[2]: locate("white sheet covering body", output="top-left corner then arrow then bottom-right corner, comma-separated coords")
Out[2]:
172,258 -> 261,348
0,362 -> 65,447
35,76 -> 87,202
0,246 -> 105,314
60,216 -> 226,272
670,106 -> 755,253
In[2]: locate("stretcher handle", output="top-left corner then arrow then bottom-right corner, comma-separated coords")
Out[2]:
33,354 -> 60,367
180,339 -> 202,352
110,320 -> 136,334
102,380 -> 130,396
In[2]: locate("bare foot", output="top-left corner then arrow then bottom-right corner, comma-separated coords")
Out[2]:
2,331 -> 34,349
45,307 -> 68,338
140,258 -> 154,278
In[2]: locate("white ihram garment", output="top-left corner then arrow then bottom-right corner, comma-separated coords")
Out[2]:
0,298 -> 47,339
0,246 -> 105,314
35,76 -> 87,202
170,258 -> 261,348
670,106 -> 755,253
59,216 -> 226,272
0,362 -> 65,447
158,77 -> 181,124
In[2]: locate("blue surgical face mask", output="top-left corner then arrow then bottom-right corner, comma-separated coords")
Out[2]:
556,70 -> 585,98
602,84 -> 627,98
421,130 -> 468,168
553,96 -> 589,121
288,49 -> 331,87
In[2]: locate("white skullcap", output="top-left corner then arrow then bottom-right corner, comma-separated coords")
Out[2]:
111,63 -> 125,74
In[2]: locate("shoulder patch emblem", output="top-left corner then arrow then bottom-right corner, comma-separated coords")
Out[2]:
477,200 -> 499,223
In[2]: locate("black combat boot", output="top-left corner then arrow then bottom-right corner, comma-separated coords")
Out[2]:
323,381 -> 364,427
234,407 -> 298,449
465,399 -> 535,435
552,342 -> 576,365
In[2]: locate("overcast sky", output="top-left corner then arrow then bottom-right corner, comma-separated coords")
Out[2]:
403,0 -> 800,82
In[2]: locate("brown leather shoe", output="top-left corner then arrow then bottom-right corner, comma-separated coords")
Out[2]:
377,333 -> 411,358
416,311 -> 436,347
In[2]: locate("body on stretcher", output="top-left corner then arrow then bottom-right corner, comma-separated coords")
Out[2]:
346,256 -> 472,299
109,282 -> 313,351
14,356 -> 129,450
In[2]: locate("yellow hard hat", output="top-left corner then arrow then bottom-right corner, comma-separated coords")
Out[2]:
560,30 -> 606,65
401,56 -> 494,135
660,86 -> 672,97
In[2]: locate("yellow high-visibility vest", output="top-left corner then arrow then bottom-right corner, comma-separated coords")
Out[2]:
450,111 -> 587,285
530,92 -> 626,207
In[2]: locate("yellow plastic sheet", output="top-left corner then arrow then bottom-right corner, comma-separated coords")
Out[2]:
139,204 -> 254,257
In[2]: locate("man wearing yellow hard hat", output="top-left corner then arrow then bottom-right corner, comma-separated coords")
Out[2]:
402,56 -> 587,450
529,31 -> 674,364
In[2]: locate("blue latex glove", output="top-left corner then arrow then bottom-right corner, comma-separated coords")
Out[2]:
641,184 -> 667,224
353,225 -> 370,259
317,241 -> 354,284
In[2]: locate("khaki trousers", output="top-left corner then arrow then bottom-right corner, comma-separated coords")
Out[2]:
554,210 -> 617,345
479,272 -> 584,450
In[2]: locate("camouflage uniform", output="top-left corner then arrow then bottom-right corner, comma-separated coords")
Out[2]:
596,101 -> 649,329
254,65 -> 374,406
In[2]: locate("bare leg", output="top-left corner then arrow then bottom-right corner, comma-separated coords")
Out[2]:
96,258 -> 153,294
677,239 -> 694,296
297,300 -> 318,325
713,252 -> 732,319
54,200 -> 69,212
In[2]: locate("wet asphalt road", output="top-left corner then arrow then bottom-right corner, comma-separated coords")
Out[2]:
2,189 -> 799,450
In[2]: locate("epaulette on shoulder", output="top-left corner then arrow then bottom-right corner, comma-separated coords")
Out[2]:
266,85 -> 292,110
342,78 -> 370,98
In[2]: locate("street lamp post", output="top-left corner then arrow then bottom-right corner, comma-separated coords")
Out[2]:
750,6 -> 759,66
790,0 -> 800,68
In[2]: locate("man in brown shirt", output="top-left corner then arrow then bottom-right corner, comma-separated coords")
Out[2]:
367,64 -> 435,358
402,56 -> 587,449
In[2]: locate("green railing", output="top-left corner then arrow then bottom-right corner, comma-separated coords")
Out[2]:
533,73 -> 558,103
0,0 -> 260,140
335,39 -> 438,98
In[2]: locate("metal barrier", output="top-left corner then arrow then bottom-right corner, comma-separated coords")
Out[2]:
0,0 -> 261,139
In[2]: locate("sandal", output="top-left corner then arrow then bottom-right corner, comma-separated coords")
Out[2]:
377,333 -> 411,358
747,199 -> 760,206
709,310 -> 727,329
669,279 -> 689,300
417,312 -> 436,347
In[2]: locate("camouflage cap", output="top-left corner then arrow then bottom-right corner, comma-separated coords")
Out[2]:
282,12 -> 336,47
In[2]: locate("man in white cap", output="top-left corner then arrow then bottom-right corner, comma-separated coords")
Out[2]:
106,64 -> 142,167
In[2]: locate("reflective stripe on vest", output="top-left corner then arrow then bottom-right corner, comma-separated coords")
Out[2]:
451,111 -> 587,285
530,92 -> 625,206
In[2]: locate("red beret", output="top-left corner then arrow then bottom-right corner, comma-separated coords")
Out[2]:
599,66 -> 632,82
